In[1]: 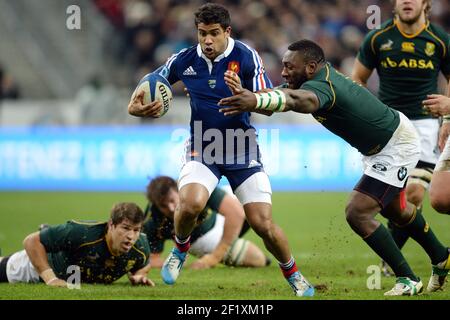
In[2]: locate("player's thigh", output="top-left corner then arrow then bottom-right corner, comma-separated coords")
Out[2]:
362,112 -> 420,190
429,137 -> 450,212
178,161 -> 220,196
178,161 -> 219,211
230,170 -> 272,206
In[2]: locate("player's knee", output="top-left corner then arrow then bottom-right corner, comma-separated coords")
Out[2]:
178,199 -> 205,220
247,217 -> 272,238
345,202 -> 368,231
405,189 -> 423,207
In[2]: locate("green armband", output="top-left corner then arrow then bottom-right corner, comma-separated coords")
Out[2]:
254,90 -> 286,112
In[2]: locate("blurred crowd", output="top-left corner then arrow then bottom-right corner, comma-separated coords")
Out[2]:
93,0 -> 450,93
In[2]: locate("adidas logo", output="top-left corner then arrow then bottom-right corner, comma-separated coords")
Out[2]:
248,160 -> 261,168
183,66 -> 197,76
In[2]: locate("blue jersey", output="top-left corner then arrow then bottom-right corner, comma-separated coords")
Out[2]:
155,38 -> 272,189
156,38 -> 272,135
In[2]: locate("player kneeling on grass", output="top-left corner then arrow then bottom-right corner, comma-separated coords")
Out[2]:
219,39 -> 450,296
0,203 -> 154,287
144,176 -> 271,269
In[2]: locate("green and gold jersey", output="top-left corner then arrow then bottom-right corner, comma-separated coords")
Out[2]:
358,19 -> 450,119
143,187 -> 226,253
39,221 -> 150,284
301,63 -> 400,156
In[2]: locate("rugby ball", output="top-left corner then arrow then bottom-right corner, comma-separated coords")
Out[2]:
133,73 -> 173,118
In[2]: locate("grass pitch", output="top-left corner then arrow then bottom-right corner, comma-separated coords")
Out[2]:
0,191 -> 449,300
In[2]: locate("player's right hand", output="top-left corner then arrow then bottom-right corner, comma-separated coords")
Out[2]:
46,278 -> 68,288
128,90 -> 163,118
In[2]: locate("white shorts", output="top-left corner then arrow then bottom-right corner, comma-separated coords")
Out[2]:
435,136 -> 450,172
190,214 -> 225,257
178,161 -> 219,196
363,112 -> 421,188
411,118 -> 440,165
178,161 -> 272,205
5,250 -> 40,283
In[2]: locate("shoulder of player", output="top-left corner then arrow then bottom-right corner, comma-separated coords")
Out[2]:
132,234 -> 151,257
168,45 -> 197,63
425,22 -> 450,44
364,19 -> 396,49
68,220 -> 107,230
232,39 -> 261,60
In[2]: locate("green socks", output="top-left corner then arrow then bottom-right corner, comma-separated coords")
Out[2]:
402,210 -> 448,265
364,224 -> 418,281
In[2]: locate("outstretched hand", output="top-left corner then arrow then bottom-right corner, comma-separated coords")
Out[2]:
219,72 -> 257,116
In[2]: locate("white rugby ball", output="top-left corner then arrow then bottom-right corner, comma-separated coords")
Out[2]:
133,73 -> 173,118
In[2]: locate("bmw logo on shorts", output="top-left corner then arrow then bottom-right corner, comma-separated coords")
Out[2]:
397,167 -> 408,181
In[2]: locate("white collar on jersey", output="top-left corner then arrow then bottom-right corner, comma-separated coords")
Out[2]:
197,37 -> 235,62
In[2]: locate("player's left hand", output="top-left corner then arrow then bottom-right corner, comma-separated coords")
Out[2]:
422,94 -> 450,117
189,254 -> 221,270
224,70 -> 243,95
128,274 -> 155,286
218,89 -> 257,116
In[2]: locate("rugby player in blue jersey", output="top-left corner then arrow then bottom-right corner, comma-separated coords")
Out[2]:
127,3 -> 314,296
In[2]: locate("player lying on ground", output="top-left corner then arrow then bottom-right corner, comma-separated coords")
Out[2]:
143,176 -> 271,269
0,203 -> 153,287
219,39 -> 450,296
423,94 -> 450,214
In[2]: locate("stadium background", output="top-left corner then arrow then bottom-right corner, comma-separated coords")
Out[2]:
0,0 -> 449,300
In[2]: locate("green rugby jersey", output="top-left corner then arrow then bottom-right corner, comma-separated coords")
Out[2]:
143,187 -> 226,253
358,19 -> 450,119
39,221 -> 150,284
301,63 -> 400,156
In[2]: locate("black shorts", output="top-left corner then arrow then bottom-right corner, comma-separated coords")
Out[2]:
354,174 -> 405,210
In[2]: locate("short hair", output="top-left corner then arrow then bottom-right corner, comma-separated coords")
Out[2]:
146,176 -> 177,204
110,202 -> 145,225
288,40 -> 325,64
194,3 -> 231,30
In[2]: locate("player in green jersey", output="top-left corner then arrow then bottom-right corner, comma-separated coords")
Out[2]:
143,176 -> 270,269
0,202 -> 153,287
352,0 -> 450,268
218,39 -> 450,296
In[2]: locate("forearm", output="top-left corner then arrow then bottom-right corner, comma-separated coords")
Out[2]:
131,263 -> 151,277
281,89 -> 319,114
